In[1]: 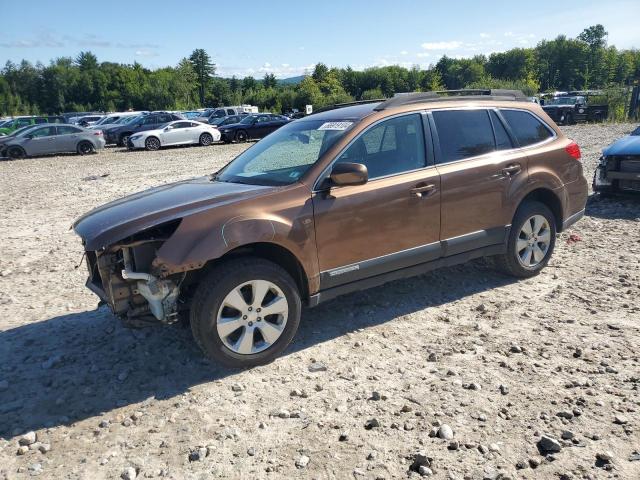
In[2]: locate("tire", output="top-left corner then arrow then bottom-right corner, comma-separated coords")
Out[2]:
235,130 -> 248,143
494,201 -> 557,278
565,113 -> 574,125
77,141 -> 94,155
199,132 -> 213,146
145,136 -> 161,151
7,146 -> 26,159
119,134 -> 131,147
190,257 -> 301,368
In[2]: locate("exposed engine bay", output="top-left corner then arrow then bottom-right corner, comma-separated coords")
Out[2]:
83,221 -> 185,324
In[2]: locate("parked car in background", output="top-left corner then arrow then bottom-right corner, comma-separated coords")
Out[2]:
127,120 -> 221,150
542,94 -> 608,125
1,124 -> 105,159
63,112 -> 103,123
76,115 -> 104,127
0,116 -> 65,136
107,112 -> 184,146
218,113 -> 289,143
73,89 -> 587,367
0,125 -> 42,154
593,126 -> 640,195
209,114 -> 247,127
89,112 -> 144,130
195,105 -> 258,124
182,111 -> 205,120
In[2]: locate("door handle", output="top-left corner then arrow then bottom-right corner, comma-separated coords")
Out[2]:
410,184 -> 437,198
501,164 -> 522,176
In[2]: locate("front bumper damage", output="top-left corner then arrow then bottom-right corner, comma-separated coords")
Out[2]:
85,242 -> 181,324
593,155 -> 640,194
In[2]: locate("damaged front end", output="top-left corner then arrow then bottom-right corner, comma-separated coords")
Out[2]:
594,155 -> 640,194
83,221 -> 184,325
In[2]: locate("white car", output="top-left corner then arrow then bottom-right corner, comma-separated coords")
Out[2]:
127,120 -> 221,150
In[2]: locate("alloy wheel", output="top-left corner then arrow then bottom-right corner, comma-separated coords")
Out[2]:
146,137 -> 160,150
216,280 -> 289,355
516,214 -> 551,268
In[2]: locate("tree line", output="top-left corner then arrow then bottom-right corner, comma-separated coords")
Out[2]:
1,25 -> 638,118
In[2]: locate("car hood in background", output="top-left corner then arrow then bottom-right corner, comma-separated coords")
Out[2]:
603,135 -> 640,156
73,176 -> 272,250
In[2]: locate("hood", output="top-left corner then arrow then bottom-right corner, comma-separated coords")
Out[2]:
74,176 -> 272,250
603,135 -> 640,156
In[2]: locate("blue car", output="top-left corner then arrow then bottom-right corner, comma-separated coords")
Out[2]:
593,126 -> 640,195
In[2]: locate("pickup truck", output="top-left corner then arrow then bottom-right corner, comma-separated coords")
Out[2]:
542,95 -> 608,125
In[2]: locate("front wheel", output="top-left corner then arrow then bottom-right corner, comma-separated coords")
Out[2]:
7,146 -> 26,159
494,201 -> 556,278
190,258 -> 301,368
145,136 -> 161,151
199,132 -> 213,146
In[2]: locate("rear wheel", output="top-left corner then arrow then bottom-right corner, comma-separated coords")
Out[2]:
119,134 -> 131,147
190,258 -> 301,367
77,141 -> 94,155
145,136 -> 161,151
235,130 -> 248,143
7,146 -> 26,159
494,201 -> 556,278
199,132 -> 213,146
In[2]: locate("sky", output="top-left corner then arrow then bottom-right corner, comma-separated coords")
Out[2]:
1,0 -> 639,78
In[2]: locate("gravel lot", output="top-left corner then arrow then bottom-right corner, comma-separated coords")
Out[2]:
0,124 -> 639,480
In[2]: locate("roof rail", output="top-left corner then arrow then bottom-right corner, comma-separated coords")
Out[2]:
374,89 -> 527,110
312,99 -> 385,114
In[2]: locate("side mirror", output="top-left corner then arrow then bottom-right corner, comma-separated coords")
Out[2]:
165,126 -> 173,131
329,162 -> 368,187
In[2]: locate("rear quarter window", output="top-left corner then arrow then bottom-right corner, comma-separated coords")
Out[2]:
500,109 -> 553,147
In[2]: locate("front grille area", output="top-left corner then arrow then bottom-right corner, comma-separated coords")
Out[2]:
620,157 -> 640,173
620,180 -> 640,192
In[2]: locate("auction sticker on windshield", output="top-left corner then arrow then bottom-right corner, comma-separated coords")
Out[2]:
318,121 -> 353,131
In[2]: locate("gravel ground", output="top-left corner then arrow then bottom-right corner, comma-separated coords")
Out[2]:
0,124 -> 639,480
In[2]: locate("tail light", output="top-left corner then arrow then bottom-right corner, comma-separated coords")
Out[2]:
565,141 -> 581,160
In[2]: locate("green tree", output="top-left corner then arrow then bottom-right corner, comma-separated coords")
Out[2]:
263,73 -> 277,89
189,48 -> 215,106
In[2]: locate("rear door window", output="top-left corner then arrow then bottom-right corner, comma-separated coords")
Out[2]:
58,126 -> 82,134
432,110 -> 495,163
490,111 -> 513,150
500,109 -> 553,147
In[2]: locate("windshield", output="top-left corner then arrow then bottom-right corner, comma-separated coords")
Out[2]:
216,119 -> 353,186
549,97 -> 580,105
121,115 -> 141,124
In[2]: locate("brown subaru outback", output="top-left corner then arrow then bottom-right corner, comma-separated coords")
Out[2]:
74,90 -> 587,367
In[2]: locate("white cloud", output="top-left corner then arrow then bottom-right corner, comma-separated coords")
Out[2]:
504,31 -> 514,37
135,49 -> 158,57
416,52 -> 431,58
421,40 -> 463,50
400,50 -> 409,56
480,32 -> 490,38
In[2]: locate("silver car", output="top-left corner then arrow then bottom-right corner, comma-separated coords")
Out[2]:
1,124 -> 106,159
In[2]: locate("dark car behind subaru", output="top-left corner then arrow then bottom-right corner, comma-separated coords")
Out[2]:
107,112 -> 184,146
